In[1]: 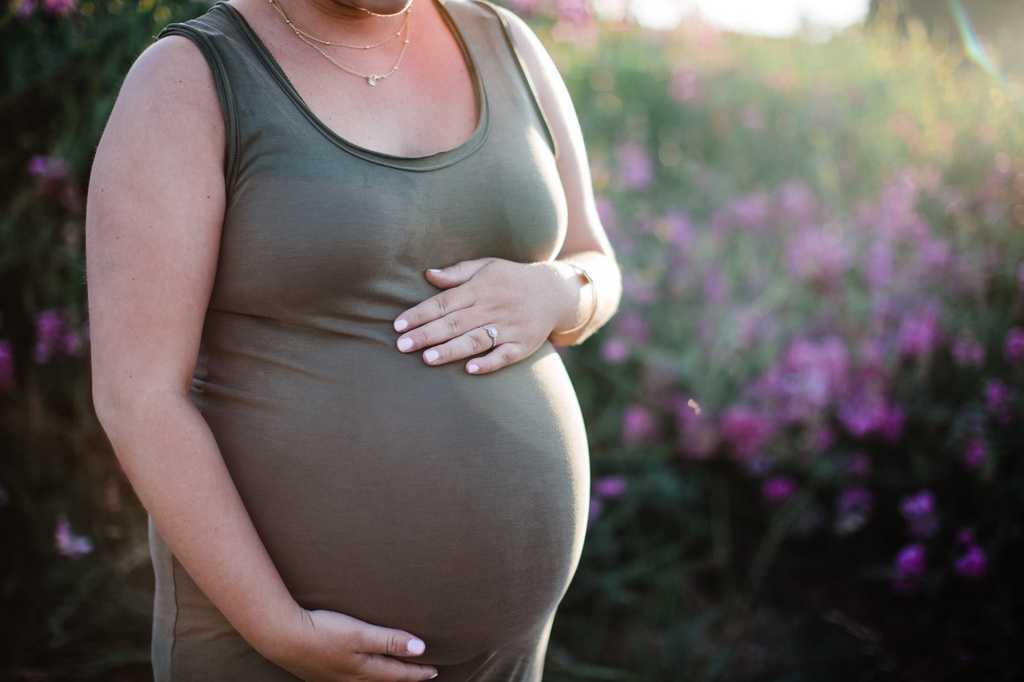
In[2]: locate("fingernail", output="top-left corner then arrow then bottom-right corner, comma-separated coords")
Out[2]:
427,268 -> 443,274
398,338 -> 413,352
429,674 -> 438,680
394,319 -> 408,332
424,349 -> 439,363
467,363 -> 480,374
407,638 -> 426,655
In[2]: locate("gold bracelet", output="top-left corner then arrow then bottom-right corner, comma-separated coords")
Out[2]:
551,263 -> 597,337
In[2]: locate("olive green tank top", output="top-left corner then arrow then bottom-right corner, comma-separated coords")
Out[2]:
149,2 -> 590,679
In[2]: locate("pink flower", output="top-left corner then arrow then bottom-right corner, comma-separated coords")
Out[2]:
55,514 -> 93,558
954,546 -> 987,581
594,475 -> 628,499
784,227 -> 852,288
0,340 -> 13,391
762,475 -> 797,504
1004,327 -> 1024,365
622,404 -> 657,447
892,544 -> 927,595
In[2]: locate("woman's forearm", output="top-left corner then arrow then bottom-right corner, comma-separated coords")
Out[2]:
549,250 -> 622,346
95,389 -> 302,658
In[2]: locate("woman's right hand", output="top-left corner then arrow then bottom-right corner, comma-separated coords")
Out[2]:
261,607 -> 438,682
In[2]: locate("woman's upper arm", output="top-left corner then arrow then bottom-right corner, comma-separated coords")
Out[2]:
87,36 -> 226,418
499,10 -> 614,260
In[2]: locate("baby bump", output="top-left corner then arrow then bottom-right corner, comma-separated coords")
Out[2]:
193,339 -> 590,665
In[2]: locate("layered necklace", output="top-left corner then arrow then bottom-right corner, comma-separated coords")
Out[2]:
268,0 -> 413,86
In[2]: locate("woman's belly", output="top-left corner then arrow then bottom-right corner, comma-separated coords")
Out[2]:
191,314 -> 590,665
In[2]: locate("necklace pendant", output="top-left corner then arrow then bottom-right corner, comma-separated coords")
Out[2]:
367,76 -> 378,86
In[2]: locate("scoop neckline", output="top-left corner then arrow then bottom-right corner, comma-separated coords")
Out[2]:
215,0 -> 490,172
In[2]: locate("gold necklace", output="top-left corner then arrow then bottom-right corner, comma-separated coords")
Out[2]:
268,0 -> 409,50
268,0 -> 413,86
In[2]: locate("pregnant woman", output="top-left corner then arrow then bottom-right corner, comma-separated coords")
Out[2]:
86,0 -> 620,679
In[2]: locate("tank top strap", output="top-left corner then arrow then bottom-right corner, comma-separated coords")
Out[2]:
448,0 -> 557,157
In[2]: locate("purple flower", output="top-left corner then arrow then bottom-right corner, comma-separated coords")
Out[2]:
0,340 -> 13,391
954,546 -> 988,581
963,437 -> 986,470
984,379 -> 1014,422
729,191 -> 771,231
15,0 -> 37,20
892,543 -> 927,595
900,490 -> 940,539
720,405 -> 773,463
594,475 -> 628,499
762,475 -> 797,504
897,304 -> 942,357
59,329 -> 83,356
1004,327 -> 1024,365
27,154 -> 69,180
599,337 -> 629,364
55,514 -> 93,558
0,485 -> 8,506
663,210 -> 695,250
674,396 -> 718,460
622,404 -> 657,448
878,403 -> 905,443
955,527 -> 976,548
835,486 -> 873,535
753,336 -> 850,424
702,268 -> 727,302
616,142 -> 654,192
33,309 -> 64,364
837,384 -> 890,438
613,310 -> 650,342
777,180 -> 817,228
43,0 -> 76,14
784,226 -> 852,287
865,240 -> 898,294
952,335 -> 985,368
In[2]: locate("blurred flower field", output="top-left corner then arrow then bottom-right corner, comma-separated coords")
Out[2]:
2,0 -> 1023,680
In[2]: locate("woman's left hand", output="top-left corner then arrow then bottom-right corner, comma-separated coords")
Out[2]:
393,258 -> 577,375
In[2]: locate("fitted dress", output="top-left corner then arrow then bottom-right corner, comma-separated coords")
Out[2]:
150,1 -> 590,680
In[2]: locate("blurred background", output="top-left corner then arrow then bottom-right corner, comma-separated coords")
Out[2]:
2,0 -> 1022,679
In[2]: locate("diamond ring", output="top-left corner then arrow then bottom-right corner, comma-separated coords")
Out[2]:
481,325 -> 498,349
